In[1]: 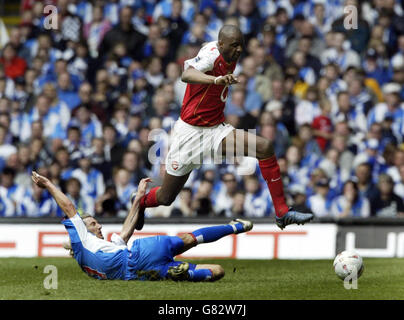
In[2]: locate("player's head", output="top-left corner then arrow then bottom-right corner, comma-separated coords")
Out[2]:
81,213 -> 104,239
218,25 -> 244,63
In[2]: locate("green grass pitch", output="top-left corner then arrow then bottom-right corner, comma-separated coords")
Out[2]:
1,257 -> 403,300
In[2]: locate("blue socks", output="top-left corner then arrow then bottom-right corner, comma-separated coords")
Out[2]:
188,268 -> 212,281
190,222 -> 243,244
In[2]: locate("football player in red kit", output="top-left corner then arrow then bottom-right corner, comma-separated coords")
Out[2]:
134,25 -> 313,230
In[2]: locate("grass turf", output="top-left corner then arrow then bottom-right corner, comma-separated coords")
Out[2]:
0,257 -> 403,300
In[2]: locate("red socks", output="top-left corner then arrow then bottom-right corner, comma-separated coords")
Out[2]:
139,186 -> 161,208
258,156 -> 289,217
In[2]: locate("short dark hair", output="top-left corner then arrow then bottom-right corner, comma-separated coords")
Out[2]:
66,177 -> 81,188
1,167 -> 16,176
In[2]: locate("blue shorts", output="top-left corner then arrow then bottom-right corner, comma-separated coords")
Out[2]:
125,235 -> 196,280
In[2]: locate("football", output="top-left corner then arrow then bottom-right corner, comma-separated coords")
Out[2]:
333,250 -> 364,280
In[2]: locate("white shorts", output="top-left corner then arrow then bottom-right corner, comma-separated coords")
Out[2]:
165,118 -> 234,176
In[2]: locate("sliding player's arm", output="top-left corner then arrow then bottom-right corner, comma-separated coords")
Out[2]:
181,66 -> 238,85
120,178 -> 152,244
31,171 -> 76,218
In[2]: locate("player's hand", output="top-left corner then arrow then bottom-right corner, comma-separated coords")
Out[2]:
215,74 -> 239,85
31,171 -> 50,189
135,178 -> 152,201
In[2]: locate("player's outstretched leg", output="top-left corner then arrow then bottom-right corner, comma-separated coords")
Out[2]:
168,219 -> 253,282
189,218 -> 253,244
221,130 -> 313,230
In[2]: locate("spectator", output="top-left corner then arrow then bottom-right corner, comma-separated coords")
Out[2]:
167,0 -> 189,53
260,24 -> 285,67
229,0 -> 263,43
214,172 -> 238,217
54,146 -> 73,181
244,175 -> 273,217
260,120 -> 289,159
309,1 -> 332,39
144,56 -> 164,89
56,72 -> 81,110
355,162 -> 379,203
99,6 -> 147,61
1,166 -> 27,215
42,82 -> 71,128
346,73 -> 374,118
393,164 -> 404,199
0,43 -> 27,80
57,0 -> 83,43
332,90 -> 368,134
241,55 -> 271,103
70,104 -> 103,148
294,86 -> 321,128
193,179 -> 214,216
113,167 -> 136,215
367,82 -> 404,143
363,48 -> 390,86
353,138 -> 388,182
312,98 -> 333,153
0,124 -> 17,163
72,151 -> 105,205
230,190 -> 246,217
307,178 -> 334,217
121,151 -> 147,186
61,177 -> 94,217
371,174 -> 404,217
19,181 -> 55,217
331,0 -> 370,54
103,123 -> 125,171
321,31 -> 361,71
83,3 -> 112,58
171,187 -> 195,217
94,184 -> 119,217
0,192 -> 15,216
288,184 -> 311,214
77,82 -> 107,123
331,180 -> 371,218
21,95 -> 64,141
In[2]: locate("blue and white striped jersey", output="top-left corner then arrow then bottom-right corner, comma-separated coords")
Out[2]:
62,213 -> 129,280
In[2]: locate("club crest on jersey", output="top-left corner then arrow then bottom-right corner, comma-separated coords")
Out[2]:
172,161 -> 179,171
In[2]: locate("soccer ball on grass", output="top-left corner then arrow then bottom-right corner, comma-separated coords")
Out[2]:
333,250 -> 364,280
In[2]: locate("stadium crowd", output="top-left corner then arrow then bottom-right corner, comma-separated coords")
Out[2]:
0,0 -> 404,219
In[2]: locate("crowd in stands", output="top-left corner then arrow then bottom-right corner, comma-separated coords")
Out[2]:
1,0 -> 404,219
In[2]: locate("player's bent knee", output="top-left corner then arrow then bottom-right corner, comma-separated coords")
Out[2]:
257,138 -> 273,159
179,233 -> 197,248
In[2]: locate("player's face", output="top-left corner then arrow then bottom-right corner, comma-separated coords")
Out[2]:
84,217 -> 104,239
219,34 -> 244,63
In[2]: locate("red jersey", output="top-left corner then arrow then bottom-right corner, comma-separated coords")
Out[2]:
180,41 -> 237,127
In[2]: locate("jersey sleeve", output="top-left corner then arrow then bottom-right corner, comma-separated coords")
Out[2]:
111,233 -> 127,246
61,213 -> 88,244
184,42 -> 219,73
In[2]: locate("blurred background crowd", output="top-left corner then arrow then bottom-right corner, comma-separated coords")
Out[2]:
0,0 -> 404,219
